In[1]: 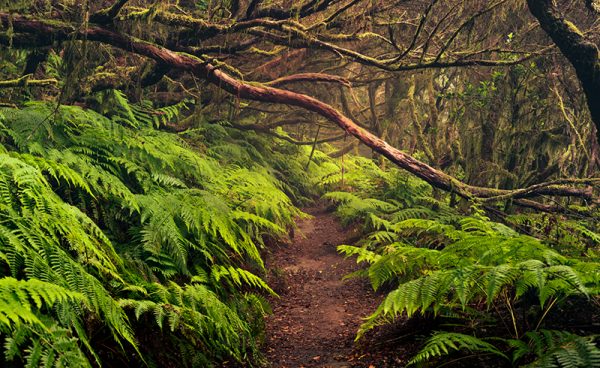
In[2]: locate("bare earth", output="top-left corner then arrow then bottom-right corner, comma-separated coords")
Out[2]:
263,205 -> 415,367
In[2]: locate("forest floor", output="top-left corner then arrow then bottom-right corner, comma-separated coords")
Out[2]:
262,204 -> 420,368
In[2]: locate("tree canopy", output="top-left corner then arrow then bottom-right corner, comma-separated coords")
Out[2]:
1,0 -> 599,210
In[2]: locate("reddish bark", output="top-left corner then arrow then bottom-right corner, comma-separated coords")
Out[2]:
0,13 -> 594,210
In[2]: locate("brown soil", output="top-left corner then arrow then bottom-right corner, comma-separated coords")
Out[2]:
259,205 -> 600,368
262,205 -> 417,367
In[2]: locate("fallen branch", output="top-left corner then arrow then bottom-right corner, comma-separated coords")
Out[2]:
480,178 -> 599,202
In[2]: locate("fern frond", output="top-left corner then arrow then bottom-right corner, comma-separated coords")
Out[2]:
512,330 -> 600,368
337,244 -> 381,264
408,332 -> 508,366
211,265 -> 276,295
0,277 -> 83,328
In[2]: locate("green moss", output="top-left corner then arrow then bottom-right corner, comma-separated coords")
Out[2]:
564,20 -> 584,37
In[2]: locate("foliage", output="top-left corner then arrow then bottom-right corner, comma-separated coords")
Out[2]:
0,277 -> 83,328
0,97 -> 331,366
407,332 -> 508,366
0,0 -> 598,365
327,161 -> 600,367
512,330 -> 600,368
409,330 -> 600,368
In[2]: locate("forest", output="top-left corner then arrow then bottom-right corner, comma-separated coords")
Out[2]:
0,0 -> 599,367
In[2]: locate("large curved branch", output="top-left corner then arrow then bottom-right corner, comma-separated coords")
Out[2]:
1,13 -> 595,210
210,70 -> 593,202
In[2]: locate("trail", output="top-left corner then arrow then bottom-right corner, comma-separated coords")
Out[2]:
263,205 -> 386,367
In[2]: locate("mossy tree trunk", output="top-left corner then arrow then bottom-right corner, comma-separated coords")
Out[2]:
527,0 -> 600,143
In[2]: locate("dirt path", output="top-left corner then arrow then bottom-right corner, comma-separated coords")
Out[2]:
263,205 -> 385,367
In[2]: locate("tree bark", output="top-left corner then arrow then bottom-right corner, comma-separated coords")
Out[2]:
0,13 -> 595,210
527,0 -> 600,143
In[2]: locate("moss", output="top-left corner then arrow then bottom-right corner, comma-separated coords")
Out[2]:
357,32 -> 380,40
564,20 -> 584,37
247,46 -> 285,56
83,66 -> 136,93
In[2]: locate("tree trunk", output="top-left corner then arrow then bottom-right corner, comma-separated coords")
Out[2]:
527,0 -> 600,143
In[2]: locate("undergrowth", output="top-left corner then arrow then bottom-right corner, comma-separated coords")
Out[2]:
0,94 -> 346,367
326,161 -> 600,367
0,91 -> 598,368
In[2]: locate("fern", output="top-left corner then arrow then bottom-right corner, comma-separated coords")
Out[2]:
325,163 -> 600,368
361,255 -> 591,336
119,282 -> 252,361
0,277 -> 83,328
511,330 -> 600,368
4,319 -> 92,368
337,244 -> 381,264
324,191 -> 398,224
408,332 -> 508,366
211,265 -> 276,295
0,101 -> 314,366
